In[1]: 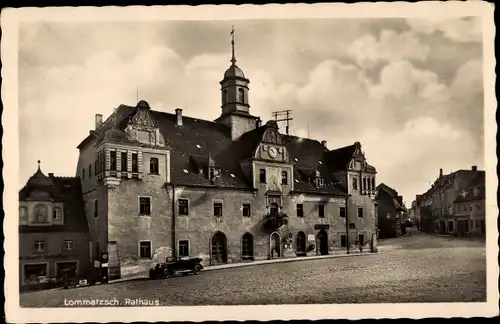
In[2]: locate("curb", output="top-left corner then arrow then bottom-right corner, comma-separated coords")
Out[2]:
109,251 -> 374,284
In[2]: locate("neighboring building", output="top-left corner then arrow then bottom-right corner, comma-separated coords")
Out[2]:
375,183 -> 406,238
19,162 -> 90,290
415,166 -> 483,235
453,171 -> 485,237
75,33 -> 379,279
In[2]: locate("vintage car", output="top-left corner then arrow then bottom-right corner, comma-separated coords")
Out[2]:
149,256 -> 204,280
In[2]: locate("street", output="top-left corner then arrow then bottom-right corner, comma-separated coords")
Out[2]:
20,229 -> 486,306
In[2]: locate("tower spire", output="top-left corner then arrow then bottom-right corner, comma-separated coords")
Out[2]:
37,160 -> 41,170
230,26 -> 236,65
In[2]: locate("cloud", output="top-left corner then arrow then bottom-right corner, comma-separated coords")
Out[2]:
406,17 -> 482,43
348,30 -> 430,68
19,19 -> 484,204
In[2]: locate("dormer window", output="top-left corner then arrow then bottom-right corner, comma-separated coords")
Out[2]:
209,167 -> 221,180
316,177 -> 324,187
352,178 -> 358,191
20,207 -> 28,224
34,204 -> 48,223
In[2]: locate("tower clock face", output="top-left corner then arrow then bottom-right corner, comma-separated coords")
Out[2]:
268,146 -> 278,158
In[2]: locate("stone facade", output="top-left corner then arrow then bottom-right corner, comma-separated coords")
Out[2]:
75,39 -> 379,279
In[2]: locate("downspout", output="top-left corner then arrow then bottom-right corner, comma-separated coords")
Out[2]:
171,183 -> 177,258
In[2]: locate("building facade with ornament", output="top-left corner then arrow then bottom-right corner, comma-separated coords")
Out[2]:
75,36 -> 379,279
18,163 -> 90,290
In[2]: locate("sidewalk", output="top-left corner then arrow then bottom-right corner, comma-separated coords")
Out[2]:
109,251 -> 374,284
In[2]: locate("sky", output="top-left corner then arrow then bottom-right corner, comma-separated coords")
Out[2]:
18,17 -> 484,204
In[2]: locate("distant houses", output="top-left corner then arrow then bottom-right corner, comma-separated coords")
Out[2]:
412,166 -> 485,237
375,183 -> 407,239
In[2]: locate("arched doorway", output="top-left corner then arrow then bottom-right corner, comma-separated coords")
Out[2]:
269,232 -> 281,259
317,229 -> 328,255
241,233 -> 254,261
296,231 -> 306,256
211,231 -> 227,265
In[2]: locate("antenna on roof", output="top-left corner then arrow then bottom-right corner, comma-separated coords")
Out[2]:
136,84 -> 139,102
271,110 -> 293,135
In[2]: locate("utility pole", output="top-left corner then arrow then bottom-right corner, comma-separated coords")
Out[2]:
271,110 -> 293,135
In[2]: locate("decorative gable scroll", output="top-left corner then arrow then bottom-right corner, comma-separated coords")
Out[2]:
125,101 -> 166,147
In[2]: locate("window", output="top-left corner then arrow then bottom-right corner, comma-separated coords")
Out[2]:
53,207 -> 62,220
242,203 -> 251,217
139,197 -> 151,216
109,151 -> 117,171
88,164 -> 92,178
358,234 -> 364,246
238,88 -> 245,103
357,207 -> 364,218
82,168 -> 85,180
363,178 -> 367,190
23,264 -> 48,284
372,178 -> 375,190
352,178 -> 357,190
20,207 -> 28,221
281,171 -> 288,185
318,204 -> 325,218
259,169 -> 266,183
477,204 -> 481,210
349,223 -> 356,230
469,205 -> 472,211
121,152 -> 128,172
270,203 -> 279,217
132,153 -> 138,172
34,240 -> 45,252
94,200 -> 98,219
150,157 -> 159,174
222,89 -> 228,103
63,240 -> 74,251
94,160 -> 98,175
178,199 -> 189,216
139,241 -> 152,258
213,201 -> 223,217
339,207 -> 346,218
340,235 -> 347,247
296,204 -> 304,217
178,240 -> 189,257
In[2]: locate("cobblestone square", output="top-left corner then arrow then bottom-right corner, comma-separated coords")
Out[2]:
20,229 -> 486,307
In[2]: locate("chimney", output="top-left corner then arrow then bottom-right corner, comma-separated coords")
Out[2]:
471,165 -> 477,171
439,168 -> 443,177
321,140 -> 327,148
95,114 -> 103,129
175,108 -> 183,127
256,118 -> 262,128
48,173 -> 54,178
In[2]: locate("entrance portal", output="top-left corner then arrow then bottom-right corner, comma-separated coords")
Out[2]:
270,232 -> 281,258
211,232 -> 227,265
317,229 -> 328,255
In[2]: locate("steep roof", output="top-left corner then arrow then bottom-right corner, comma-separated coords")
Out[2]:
19,174 -> 88,233
78,103 -> 371,195
454,171 -> 486,203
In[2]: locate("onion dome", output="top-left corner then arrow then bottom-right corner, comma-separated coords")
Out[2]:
27,161 -> 53,188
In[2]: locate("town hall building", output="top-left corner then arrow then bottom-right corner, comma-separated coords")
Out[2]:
75,32 -> 379,279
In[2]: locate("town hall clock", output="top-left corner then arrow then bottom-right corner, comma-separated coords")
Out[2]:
268,146 -> 278,158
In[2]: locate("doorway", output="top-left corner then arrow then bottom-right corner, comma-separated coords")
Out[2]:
317,229 -> 328,255
241,233 -> 254,261
296,231 -> 306,256
211,232 -> 227,265
270,232 -> 281,259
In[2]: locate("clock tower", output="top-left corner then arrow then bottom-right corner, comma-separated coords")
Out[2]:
215,27 -> 260,140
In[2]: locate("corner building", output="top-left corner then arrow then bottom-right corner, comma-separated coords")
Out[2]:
76,43 -> 379,279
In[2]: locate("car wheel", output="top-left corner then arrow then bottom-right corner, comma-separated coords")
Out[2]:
163,269 -> 170,278
193,265 -> 202,275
